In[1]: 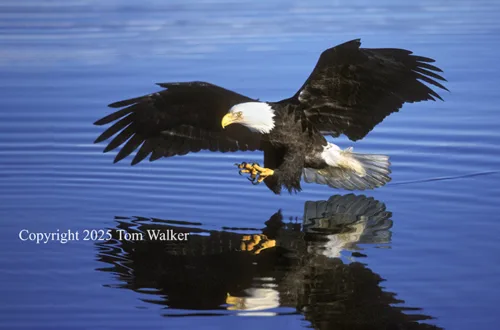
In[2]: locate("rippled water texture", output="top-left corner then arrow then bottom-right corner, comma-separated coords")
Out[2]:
1,0 -> 500,329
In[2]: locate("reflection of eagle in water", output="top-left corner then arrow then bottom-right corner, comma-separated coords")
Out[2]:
96,194 -> 441,329
94,39 -> 447,194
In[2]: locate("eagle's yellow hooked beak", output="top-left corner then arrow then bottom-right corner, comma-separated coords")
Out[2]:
221,112 -> 243,129
221,113 -> 235,129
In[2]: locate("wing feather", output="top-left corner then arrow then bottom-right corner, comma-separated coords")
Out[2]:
103,124 -> 136,153
94,108 -> 133,126
94,113 -> 134,143
285,39 -> 448,141
114,134 -> 144,163
131,140 -> 152,166
94,81 -> 263,164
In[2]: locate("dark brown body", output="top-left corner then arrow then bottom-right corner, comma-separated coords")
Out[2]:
262,103 -> 328,194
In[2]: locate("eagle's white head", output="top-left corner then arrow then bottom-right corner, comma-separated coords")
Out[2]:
221,102 -> 275,134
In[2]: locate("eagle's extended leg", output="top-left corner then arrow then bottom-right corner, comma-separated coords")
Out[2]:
235,162 -> 274,185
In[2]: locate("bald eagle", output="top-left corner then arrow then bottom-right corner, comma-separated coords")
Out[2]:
94,39 -> 447,194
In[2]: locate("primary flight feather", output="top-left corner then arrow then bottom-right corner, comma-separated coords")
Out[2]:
94,39 -> 448,194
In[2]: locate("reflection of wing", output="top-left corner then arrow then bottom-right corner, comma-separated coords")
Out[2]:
94,81 -> 262,164
96,216 -> 273,311
283,39 -> 448,141
303,193 -> 392,243
280,257 -> 441,330
94,195 -> 440,328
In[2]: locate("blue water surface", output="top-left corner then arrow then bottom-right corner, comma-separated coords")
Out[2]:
1,0 -> 500,329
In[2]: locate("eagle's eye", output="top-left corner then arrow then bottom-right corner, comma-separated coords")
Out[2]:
235,111 -> 243,118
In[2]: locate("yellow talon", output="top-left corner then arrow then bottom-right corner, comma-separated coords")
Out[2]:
235,162 -> 274,184
239,234 -> 276,255
254,239 -> 276,255
226,293 -> 245,310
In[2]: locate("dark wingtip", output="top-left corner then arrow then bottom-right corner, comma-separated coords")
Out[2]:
93,117 -> 109,126
113,154 -> 126,163
93,135 -> 106,144
103,144 -> 115,153
108,95 -> 150,108
156,82 -> 181,89
108,100 -> 131,108
351,38 -> 362,47
414,60 -> 450,99
415,73 -> 449,94
418,62 -> 444,73
412,55 -> 436,63
336,39 -> 362,50
93,108 -> 133,126
429,91 -> 443,101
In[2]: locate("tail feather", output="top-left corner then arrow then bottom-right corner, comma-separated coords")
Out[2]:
303,148 -> 391,190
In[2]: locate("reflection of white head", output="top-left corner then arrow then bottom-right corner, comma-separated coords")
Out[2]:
221,102 -> 276,134
226,287 -> 280,315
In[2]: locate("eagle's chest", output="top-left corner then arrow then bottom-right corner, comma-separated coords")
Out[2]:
266,115 -> 307,149
265,111 -> 325,152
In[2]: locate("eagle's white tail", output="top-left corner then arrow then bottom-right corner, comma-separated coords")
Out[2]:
303,145 -> 391,190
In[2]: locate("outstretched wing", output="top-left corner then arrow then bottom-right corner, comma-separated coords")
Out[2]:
284,39 -> 448,141
94,81 -> 262,164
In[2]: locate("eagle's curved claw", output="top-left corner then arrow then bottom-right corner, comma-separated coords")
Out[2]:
235,162 -> 275,185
